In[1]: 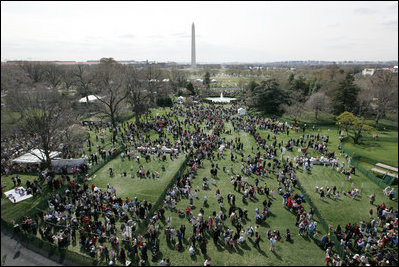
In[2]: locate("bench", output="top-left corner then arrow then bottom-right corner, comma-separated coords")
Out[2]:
376,163 -> 398,173
371,168 -> 398,178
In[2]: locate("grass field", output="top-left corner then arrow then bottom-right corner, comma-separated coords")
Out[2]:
1,174 -> 63,222
153,121 -> 327,266
1,105 -> 397,266
342,134 -> 398,168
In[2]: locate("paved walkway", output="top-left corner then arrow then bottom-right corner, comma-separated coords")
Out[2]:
1,229 -> 63,266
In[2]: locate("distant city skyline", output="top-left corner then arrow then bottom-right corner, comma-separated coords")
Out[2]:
1,1 -> 398,63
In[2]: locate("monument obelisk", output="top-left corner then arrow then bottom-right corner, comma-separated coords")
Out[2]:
191,22 -> 196,69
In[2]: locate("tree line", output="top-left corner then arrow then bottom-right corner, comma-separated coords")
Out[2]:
1,58 -> 190,166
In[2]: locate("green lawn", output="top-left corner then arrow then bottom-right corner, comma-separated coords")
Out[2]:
1,105 -> 397,266
342,136 -> 398,167
1,174 -> 62,222
154,121 -> 326,266
90,153 -> 186,203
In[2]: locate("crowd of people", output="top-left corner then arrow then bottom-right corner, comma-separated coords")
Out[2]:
5,104 -> 398,266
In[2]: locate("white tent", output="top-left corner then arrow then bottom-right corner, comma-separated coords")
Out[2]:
79,95 -> 102,103
177,96 -> 185,103
238,108 -> 247,116
12,149 -> 61,164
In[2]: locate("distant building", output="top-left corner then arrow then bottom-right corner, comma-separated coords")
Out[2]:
362,68 -> 376,76
362,66 -> 398,76
381,66 -> 398,73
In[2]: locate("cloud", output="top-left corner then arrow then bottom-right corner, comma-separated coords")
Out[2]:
118,34 -> 134,39
354,7 -> 376,15
326,22 -> 341,28
381,18 -> 398,27
147,34 -> 164,39
171,32 -> 190,38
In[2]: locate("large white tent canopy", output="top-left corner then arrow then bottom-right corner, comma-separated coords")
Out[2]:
12,149 -> 61,164
79,95 -> 103,103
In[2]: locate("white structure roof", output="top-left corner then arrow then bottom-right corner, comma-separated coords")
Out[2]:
79,95 -> 102,103
12,149 -> 61,164
238,108 -> 247,115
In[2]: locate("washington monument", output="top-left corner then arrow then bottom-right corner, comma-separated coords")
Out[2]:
191,22 -> 196,69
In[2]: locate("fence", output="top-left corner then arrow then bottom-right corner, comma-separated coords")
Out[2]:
137,151 -> 193,234
1,219 -> 98,266
340,140 -> 398,192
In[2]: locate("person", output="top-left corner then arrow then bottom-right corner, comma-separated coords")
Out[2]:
370,193 -> 375,205
200,238 -> 207,254
204,257 -> 211,266
388,188 -> 395,200
118,248 -> 126,265
160,258 -> 167,266
286,228 -> 291,241
270,236 -> 277,251
189,245 -> 195,256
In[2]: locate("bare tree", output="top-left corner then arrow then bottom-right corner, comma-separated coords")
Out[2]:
19,61 -> 46,84
4,82 -> 37,120
43,64 -> 63,89
91,63 -> 129,132
60,124 -> 87,158
369,70 -> 398,124
18,85 -> 75,166
354,77 -> 374,117
73,64 -> 95,103
126,65 -> 163,123
282,101 -> 304,125
60,66 -> 76,90
305,91 -> 330,120
168,68 -> 187,93
1,65 -> 31,94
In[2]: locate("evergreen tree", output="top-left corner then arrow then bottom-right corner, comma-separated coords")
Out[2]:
251,79 -> 288,116
203,71 -> 211,89
186,82 -> 195,95
332,73 -> 359,115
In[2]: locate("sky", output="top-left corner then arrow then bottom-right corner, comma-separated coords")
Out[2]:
1,1 -> 398,63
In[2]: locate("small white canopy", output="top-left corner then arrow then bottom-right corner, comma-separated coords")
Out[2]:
79,95 -> 102,103
12,149 -> 61,164
177,96 -> 185,103
238,108 -> 247,116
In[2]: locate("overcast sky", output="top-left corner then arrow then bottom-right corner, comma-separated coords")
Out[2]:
1,1 -> 398,63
